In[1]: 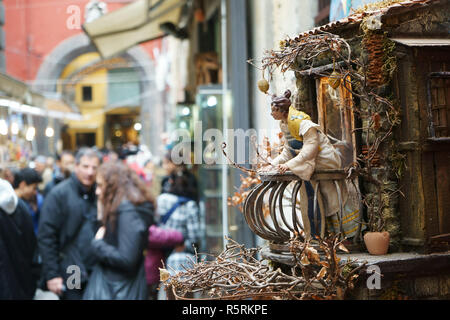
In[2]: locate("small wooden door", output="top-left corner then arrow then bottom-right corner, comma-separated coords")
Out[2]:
416,48 -> 450,251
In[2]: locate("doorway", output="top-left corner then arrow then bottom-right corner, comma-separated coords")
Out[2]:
416,48 -> 450,250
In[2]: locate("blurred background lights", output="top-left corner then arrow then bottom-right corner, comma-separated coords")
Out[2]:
45,127 -> 54,137
26,126 -> 35,141
182,107 -> 191,116
207,95 -> 218,107
134,122 -> 142,131
11,122 -> 19,135
0,119 -> 8,135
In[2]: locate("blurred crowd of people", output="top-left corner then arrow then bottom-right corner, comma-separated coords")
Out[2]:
0,144 -> 200,300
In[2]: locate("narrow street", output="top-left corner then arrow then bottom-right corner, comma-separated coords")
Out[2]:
0,0 -> 449,307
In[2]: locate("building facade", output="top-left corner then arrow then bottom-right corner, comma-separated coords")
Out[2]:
3,0 -> 164,155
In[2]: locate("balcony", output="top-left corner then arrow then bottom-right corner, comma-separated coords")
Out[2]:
243,170 -> 450,299
243,169 -> 362,253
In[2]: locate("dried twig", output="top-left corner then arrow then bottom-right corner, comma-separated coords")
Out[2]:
161,236 -> 363,300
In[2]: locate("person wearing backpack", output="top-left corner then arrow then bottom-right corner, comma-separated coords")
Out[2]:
144,168 -> 200,300
158,169 -> 201,272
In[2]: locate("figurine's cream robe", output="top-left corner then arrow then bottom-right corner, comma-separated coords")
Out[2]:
271,120 -> 349,237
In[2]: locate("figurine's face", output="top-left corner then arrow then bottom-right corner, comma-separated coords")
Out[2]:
271,106 -> 287,121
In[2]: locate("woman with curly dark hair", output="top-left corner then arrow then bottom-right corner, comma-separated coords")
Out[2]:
83,161 -> 155,300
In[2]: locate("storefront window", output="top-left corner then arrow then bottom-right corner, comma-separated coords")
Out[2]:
107,68 -> 140,107
196,87 -> 224,257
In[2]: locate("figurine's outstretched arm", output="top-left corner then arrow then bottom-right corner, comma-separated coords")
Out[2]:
284,127 -> 320,180
271,144 -> 292,167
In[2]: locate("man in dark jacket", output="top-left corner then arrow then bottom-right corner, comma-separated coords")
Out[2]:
13,168 -> 43,235
38,147 -> 101,300
0,178 -> 39,299
43,151 -> 75,197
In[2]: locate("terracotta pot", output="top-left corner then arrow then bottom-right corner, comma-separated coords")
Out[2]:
364,231 -> 390,255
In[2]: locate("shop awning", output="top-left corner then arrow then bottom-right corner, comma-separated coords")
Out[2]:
0,97 -> 83,121
0,72 -> 45,107
0,72 -> 83,120
44,98 -> 84,121
82,0 -> 187,59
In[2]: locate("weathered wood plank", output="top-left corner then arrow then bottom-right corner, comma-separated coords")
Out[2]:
399,150 -> 415,240
261,247 -> 450,281
416,52 -> 442,240
434,151 -> 450,235
422,152 -> 440,238
396,56 -> 424,242
356,253 -> 450,281
423,138 -> 450,152
427,239 -> 450,253
446,78 -> 450,136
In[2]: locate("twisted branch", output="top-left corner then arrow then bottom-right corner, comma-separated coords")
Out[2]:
161,236 -> 363,300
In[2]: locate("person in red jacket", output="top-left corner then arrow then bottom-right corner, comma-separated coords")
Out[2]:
145,225 -> 184,300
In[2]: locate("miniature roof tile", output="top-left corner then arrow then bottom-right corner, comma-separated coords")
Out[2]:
294,0 -> 444,39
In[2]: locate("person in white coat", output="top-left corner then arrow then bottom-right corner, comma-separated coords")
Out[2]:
0,178 -> 39,299
262,90 -> 362,240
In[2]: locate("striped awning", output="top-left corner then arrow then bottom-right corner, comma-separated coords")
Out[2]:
82,0 -> 187,59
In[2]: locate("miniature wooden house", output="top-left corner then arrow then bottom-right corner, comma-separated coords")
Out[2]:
246,0 -> 450,255
289,0 -> 450,253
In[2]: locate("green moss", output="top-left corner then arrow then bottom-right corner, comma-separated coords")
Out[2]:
382,36 -> 397,82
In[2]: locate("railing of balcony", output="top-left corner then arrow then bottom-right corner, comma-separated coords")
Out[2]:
243,169 -> 362,253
